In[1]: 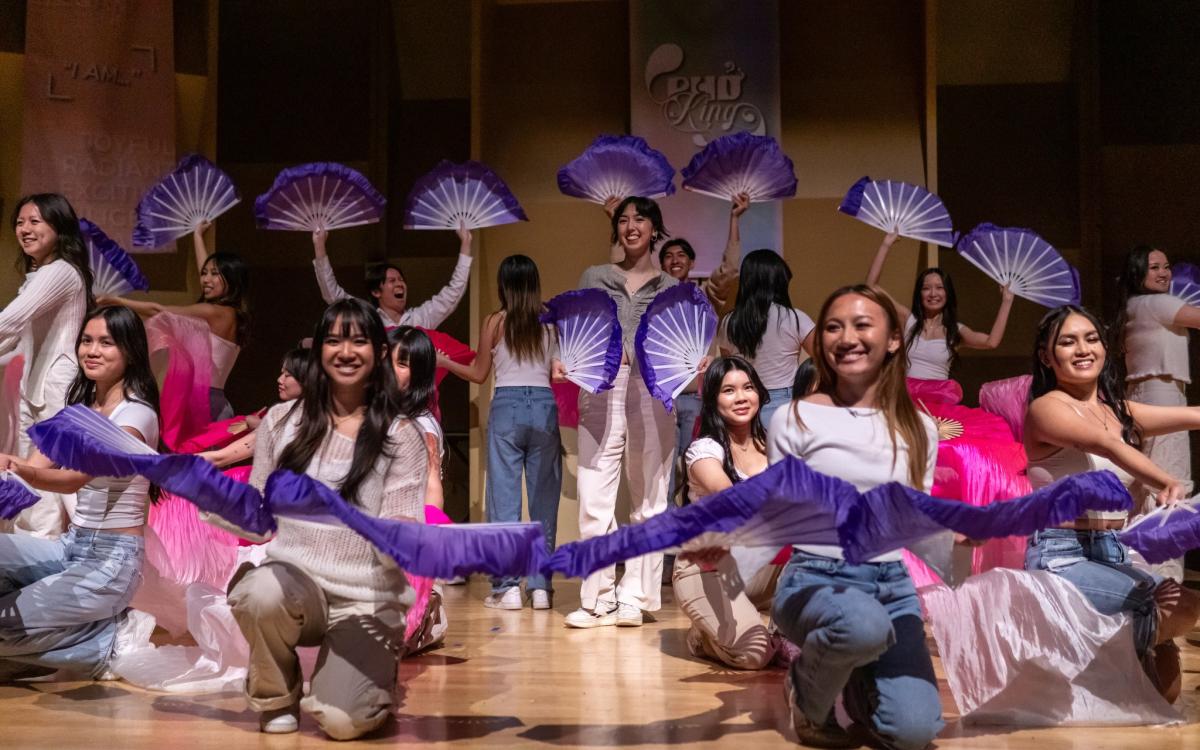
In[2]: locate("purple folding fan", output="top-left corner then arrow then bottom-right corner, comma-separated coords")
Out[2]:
404,160 -> 528,230
838,177 -> 957,248
540,289 -> 622,394
28,405 -> 275,535
133,154 -> 241,249
80,219 -> 150,296
255,162 -> 386,232
0,471 -> 38,520
557,135 -> 676,203
1170,262 -> 1200,306
635,284 -> 717,412
956,223 -> 1081,307
264,470 -> 552,580
679,132 -> 797,202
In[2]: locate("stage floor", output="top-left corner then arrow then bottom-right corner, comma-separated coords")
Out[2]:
3,578 -> 1199,749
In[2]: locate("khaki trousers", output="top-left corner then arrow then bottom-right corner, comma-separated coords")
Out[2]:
672,554 -> 783,670
227,561 -> 411,741
1128,376 -> 1192,583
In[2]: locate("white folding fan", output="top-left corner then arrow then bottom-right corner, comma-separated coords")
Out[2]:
838,176 -> 957,248
540,289 -> 622,394
133,154 -> 240,249
956,223 -> 1081,307
255,162 -> 386,232
635,284 -> 717,411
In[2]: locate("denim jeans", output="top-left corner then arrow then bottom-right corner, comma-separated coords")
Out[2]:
760,386 -> 792,433
0,526 -> 144,679
1026,528 -> 1160,657
486,386 -> 561,593
773,552 -> 943,750
668,392 -> 702,506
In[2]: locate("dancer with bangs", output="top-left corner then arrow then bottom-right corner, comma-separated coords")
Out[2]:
212,298 -> 428,739
1024,305 -> 1200,703
769,285 -> 943,750
566,196 -> 682,629
437,255 -> 560,610
0,194 -> 94,536
0,306 -> 158,681
716,249 -> 815,430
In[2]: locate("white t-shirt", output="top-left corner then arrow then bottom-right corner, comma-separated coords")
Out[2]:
904,315 -> 965,381
767,399 -> 937,561
72,399 -> 160,529
415,410 -> 445,462
1124,293 -> 1190,384
717,305 -> 815,389
684,437 -> 748,501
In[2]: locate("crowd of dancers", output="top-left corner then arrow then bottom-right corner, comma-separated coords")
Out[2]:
1,187 -> 1199,749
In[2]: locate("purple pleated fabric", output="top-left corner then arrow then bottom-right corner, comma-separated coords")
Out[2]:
81,219 -> 150,296
403,160 -> 527,230
557,134 -> 676,203
634,284 -> 716,412
254,162 -> 386,232
842,470 -> 1133,563
0,474 -> 39,519
264,470 -> 551,579
1119,504 -> 1200,564
540,289 -> 622,394
679,132 -> 797,202
28,405 -> 275,535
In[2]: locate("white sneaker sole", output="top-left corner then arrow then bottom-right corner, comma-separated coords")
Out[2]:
483,597 -> 524,611
563,612 -> 617,628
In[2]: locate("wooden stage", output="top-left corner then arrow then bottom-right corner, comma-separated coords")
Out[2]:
3,578 -> 1199,749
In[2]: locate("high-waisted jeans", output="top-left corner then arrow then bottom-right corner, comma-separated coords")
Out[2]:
0,526 -> 144,679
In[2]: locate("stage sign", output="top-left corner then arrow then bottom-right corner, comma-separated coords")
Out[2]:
21,0 -> 176,251
630,0 -> 782,276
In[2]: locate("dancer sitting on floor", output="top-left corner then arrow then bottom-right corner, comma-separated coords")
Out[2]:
0,306 -> 158,681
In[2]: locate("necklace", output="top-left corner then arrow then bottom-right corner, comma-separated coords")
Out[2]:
1058,394 -> 1110,433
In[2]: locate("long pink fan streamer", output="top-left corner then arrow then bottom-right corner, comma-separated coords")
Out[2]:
979,375 -> 1033,443
0,353 -> 24,456
145,312 -> 214,451
404,505 -> 454,642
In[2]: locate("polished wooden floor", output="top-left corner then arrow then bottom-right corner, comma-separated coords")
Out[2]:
3,578 -> 1200,749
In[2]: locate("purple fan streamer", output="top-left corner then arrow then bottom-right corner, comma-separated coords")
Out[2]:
133,153 -> 241,249
557,134 -> 676,202
0,475 -> 39,520
956,223 -> 1081,307
836,176 -> 958,247
634,283 -> 716,412
1119,505 -> 1200,564
254,162 -> 387,231
679,131 -> 797,202
265,470 -> 551,579
838,176 -> 869,216
80,219 -> 150,294
403,160 -> 527,230
1173,262 -> 1200,286
1170,262 -> 1200,306
539,289 -> 622,394
28,406 -> 274,535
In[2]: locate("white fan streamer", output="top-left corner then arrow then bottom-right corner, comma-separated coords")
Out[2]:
641,301 -> 714,401
958,226 -> 1079,307
139,162 -> 240,239
558,314 -> 617,394
848,180 -> 956,247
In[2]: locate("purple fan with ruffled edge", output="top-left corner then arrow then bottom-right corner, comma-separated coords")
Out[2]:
543,456 -> 1131,579
1170,262 -> 1200,307
539,289 -> 622,394
838,176 -> 958,248
255,162 -> 386,232
1119,498 -> 1200,564
264,470 -> 551,579
680,131 -> 797,202
557,135 -> 676,203
956,223 -> 1081,307
0,471 -> 39,520
133,154 -> 241,249
635,284 -> 716,412
80,219 -> 150,296
29,405 -> 275,535
404,160 -> 528,230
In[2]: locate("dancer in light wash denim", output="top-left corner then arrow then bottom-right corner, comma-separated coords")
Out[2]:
438,255 -> 560,610
767,286 -> 943,750
0,306 -> 160,681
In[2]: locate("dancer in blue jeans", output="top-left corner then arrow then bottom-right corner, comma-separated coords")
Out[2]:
0,305 -> 160,681
438,254 -> 560,610
767,285 -> 943,750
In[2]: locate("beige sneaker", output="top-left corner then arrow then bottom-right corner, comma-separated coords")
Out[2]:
564,604 -> 617,628
530,589 -> 551,610
615,603 -> 643,627
483,586 -> 524,610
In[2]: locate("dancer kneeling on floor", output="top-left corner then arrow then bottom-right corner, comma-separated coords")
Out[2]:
215,298 -> 428,739
0,306 -> 159,681
768,285 -> 943,750
673,355 -> 787,670
1023,304 -> 1200,703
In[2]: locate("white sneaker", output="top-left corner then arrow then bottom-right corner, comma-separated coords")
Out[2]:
483,586 -> 524,610
530,589 -> 551,610
97,609 -> 156,680
563,604 -> 617,628
260,706 -> 300,734
615,603 -> 643,627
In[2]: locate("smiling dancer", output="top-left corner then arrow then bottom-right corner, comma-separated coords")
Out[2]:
0,194 -> 93,537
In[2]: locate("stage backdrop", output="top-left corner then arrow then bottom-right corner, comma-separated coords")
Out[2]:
630,0 -> 781,275
21,0 -> 176,250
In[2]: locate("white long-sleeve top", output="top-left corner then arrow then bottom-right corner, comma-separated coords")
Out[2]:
0,260 -> 87,408
312,253 -> 473,329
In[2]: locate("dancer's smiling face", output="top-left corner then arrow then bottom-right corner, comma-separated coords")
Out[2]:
1043,312 -> 1106,387
617,204 -> 653,257
391,347 -> 412,391
200,257 -> 228,301
820,293 -> 901,385
374,269 -> 407,316
321,316 -> 374,390
14,202 -> 58,266
715,369 -> 759,429
78,316 -> 126,386
1142,249 -> 1171,294
660,245 -> 693,280
919,274 -> 947,315
277,367 -> 303,401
